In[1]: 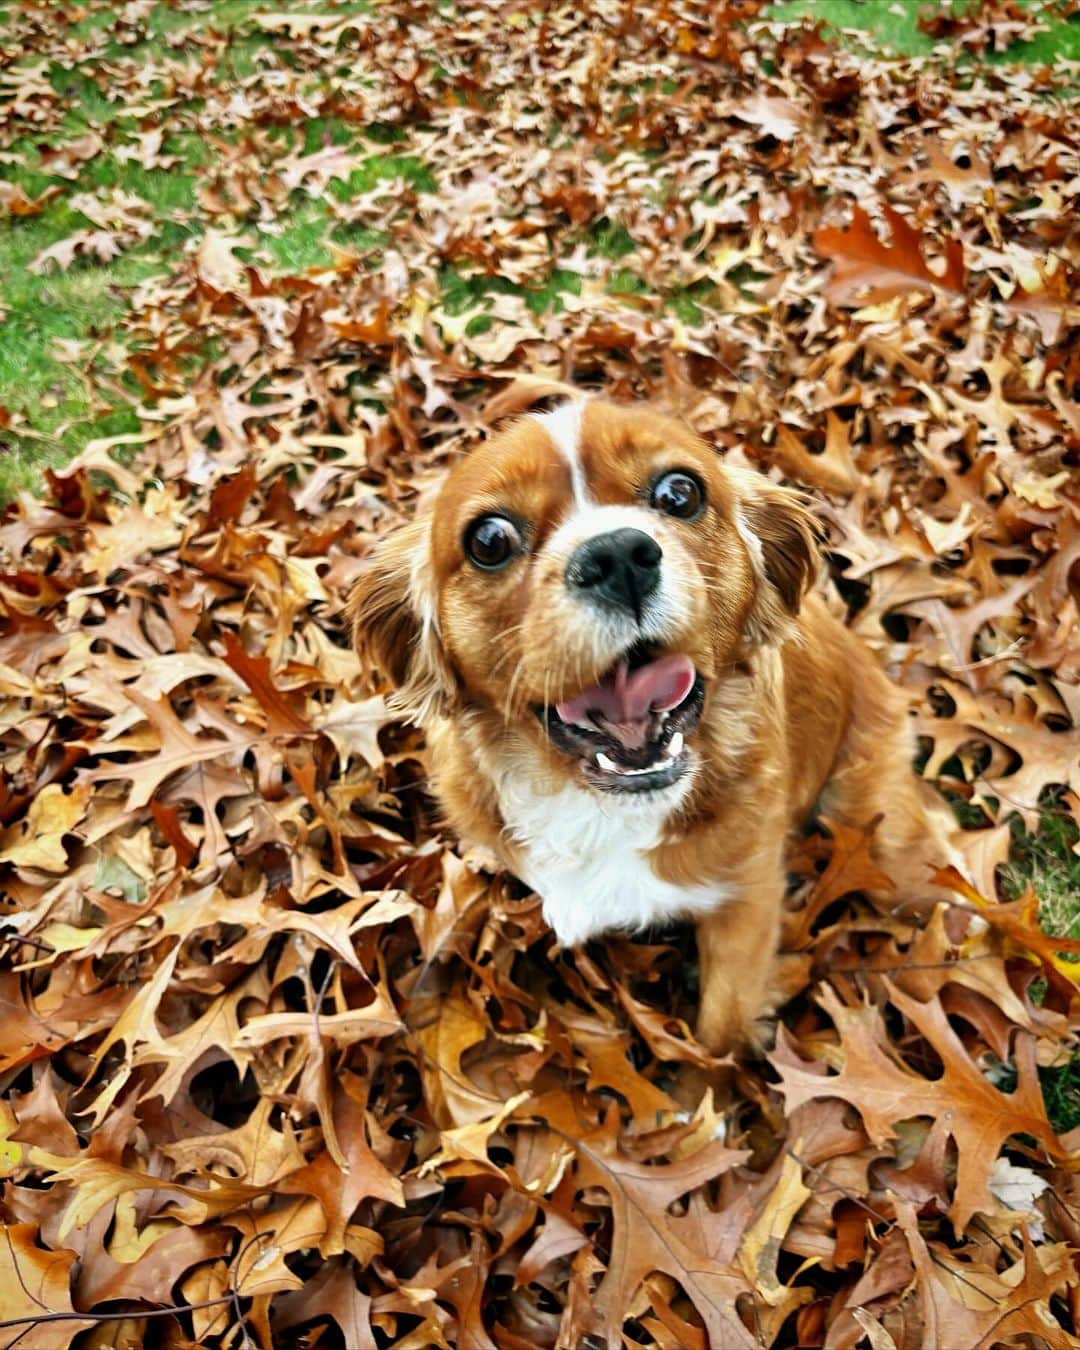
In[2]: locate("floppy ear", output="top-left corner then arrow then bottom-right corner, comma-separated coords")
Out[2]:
731,473 -> 821,645
348,517 -> 458,725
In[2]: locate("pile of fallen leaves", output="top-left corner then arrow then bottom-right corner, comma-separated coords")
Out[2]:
2,3 -> 1080,1346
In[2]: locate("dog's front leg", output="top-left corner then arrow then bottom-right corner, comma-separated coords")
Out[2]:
694,852 -> 784,1057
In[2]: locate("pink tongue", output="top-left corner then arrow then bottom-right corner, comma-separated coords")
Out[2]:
556,653 -> 696,744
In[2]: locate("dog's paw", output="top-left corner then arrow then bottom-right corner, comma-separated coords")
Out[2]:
745,1007 -> 779,1056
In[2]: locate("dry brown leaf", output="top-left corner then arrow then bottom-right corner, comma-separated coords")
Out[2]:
574,1114 -> 756,1347
0,1225 -> 95,1349
773,983 -> 1064,1231
814,204 -> 965,305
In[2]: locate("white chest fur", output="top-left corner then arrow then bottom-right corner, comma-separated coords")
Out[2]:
496,774 -> 726,947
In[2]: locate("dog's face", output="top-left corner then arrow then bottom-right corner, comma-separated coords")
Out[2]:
352,400 -> 817,801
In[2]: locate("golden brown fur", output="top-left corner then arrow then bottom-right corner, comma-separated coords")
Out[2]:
350,400 -> 955,1054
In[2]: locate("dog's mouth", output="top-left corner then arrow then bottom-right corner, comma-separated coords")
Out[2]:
537,643 -> 704,794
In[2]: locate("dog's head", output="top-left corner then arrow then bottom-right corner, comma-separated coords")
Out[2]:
351,399 -> 818,800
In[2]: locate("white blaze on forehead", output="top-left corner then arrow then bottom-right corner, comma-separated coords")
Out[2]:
532,400 -> 589,507
545,501 -> 661,558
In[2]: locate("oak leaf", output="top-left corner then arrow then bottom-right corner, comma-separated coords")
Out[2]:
75,1214 -> 230,1311
894,1197 -> 1077,1348
221,630 -> 311,736
233,986 -> 401,1050
229,1196 -> 327,1297
78,687 -> 257,811
272,1258 -> 378,1348
937,866 -> 1080,989
773,983 -> 1064,1230
35,1152 -> 264,1241
0,1225 -> 94,1349
737,1150 -> 812,1309
814,204 -> 965,305
0,783 -> 91,873
279,1073 -> 402,1254
162,1099 -> 305,1189
573,1113 -> 755,1347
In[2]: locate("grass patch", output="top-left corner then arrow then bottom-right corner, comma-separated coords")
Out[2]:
1003,796 -> 1080,940
0,213 -> 157,497
765,0 -> 940,56
1040,1056 -> 1080,1133
437,263 -> 582,318
589,218 -> 638,260
1001,795 -> 1080,1135
257,202 -> 340,272
0,0 -> 403,495
764,0 -> 1080,62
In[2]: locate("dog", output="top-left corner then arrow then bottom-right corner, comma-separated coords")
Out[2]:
350,398 -> 954,1055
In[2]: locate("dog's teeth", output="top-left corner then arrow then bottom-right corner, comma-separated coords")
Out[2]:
597,745 -> 682,778
669,731 -> 684,757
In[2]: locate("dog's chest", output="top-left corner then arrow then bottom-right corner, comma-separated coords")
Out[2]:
496,778 -> 723,946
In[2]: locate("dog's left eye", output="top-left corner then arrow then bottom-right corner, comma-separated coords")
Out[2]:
465,516 -> 522,570
651,470 -> 705,520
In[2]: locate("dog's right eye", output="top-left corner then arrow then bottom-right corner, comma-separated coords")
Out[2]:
465,516 -> 522,570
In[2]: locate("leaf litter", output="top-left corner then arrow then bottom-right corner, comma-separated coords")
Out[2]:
1,2 -> 1079,1346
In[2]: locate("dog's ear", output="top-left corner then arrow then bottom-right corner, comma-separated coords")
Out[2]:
348,516 -> 457,725
731,472 -> 821,644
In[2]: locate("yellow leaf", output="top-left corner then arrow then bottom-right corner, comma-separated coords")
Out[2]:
739,1148 -> 812,1307
283,555 -> 330,602
1013,470 -> 1070,510
107,1193 -> 178,1262
36,922 -> 103,954
0,1103 -> 24,1174
853,296 -> 907,323
418,1090 -> 531,1177
0,783 -> 92,872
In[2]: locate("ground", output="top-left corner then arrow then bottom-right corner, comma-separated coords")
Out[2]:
0,1 -> 1079,1346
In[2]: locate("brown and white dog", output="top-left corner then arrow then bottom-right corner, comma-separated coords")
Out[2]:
351,399 -> 954,1054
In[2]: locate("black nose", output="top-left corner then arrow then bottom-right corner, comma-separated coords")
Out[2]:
566,527 -> 662,618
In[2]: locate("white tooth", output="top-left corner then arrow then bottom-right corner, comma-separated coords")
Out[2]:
596,752 -> 620,772
669,732 -> 684,757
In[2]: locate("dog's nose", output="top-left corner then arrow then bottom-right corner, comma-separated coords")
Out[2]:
566,527 -> 662,617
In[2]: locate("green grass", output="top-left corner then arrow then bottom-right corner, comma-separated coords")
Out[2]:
1003,799 -> 1080,939
765,0 -> 940,55
1040,1056 -> 1080,1133
764,0 -> 1080,61
997,797 -> 1080,1133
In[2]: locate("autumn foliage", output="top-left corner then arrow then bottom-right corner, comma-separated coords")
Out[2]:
1,2 -> 1079,1347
